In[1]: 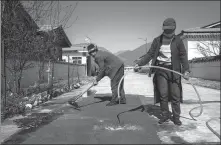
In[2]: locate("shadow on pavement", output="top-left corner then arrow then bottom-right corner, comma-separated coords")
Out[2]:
3,112 -> 64,144
69,94 -> 112,110
170,135 -> 189,144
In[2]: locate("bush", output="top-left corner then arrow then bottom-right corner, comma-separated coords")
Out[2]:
1,94 -> 26,121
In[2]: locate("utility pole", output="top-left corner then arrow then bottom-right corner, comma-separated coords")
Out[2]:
67,55 -> 70,91
138,37 -> 148,53
1,40 -> 7,109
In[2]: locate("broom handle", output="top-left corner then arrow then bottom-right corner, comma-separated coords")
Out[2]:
73,82 -> 95,102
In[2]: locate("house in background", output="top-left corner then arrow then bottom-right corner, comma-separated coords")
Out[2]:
62,43 -> 89,64
62,43 -> 103,76
178,21 -> 220,81
178,21 -> 220,60
62,43 -> 92,76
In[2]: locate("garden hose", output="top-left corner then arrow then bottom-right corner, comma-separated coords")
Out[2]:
117,65 -> 220,140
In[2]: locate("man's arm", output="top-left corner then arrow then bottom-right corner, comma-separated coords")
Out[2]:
136,39 -> 157,66
94,57 -> 106,82
178,38 -> 190,73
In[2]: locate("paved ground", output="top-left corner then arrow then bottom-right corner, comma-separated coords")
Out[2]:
1,70 -> 220,144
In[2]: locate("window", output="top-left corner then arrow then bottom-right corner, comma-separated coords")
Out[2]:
72,57 -> 82,64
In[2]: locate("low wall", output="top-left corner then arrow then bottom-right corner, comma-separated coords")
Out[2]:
4,60 -> 86,89
189,60 -> 220,81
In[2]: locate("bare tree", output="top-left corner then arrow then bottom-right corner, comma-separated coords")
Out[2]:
1,0 -> 78,95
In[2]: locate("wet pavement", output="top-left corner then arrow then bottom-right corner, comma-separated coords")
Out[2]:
2,70 -> 220,144
3,94 -> 161,144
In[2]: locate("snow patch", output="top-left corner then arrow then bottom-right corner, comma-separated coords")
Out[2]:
39,109 -> 52,113
93,124 -> 143,131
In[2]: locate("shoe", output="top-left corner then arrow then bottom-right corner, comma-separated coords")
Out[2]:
119,99 -> 126,104
172,118 -> 182,126
116,99 -> 126,104
106,101 -> 118,106
158,116 -> 170,124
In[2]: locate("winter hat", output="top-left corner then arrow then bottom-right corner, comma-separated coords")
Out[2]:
87,43 -> 98,54
162,18 -> 176,30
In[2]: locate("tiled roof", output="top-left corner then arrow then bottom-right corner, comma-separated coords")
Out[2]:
178,21 -> 221,37
201,21 -> 220,28
62,47 -> 87,51
62,43 -> 89,51
38,25 -> 72,48
183,28 -> 220,33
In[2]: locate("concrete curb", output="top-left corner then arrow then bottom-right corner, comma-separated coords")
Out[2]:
1,83 -> 94,144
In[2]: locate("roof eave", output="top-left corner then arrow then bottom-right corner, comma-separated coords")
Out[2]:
182,31 -> 221,33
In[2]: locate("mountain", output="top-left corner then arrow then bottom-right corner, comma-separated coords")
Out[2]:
71,43 -> 110,52
98,46 -> 109,52
117,42 -> 152,66
114,50 -> 130,56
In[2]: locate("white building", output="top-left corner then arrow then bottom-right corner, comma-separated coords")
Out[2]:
178,21 -> 220,60
62,43 -> 89,64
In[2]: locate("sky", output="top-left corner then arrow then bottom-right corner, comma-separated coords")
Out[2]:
59,1 -> 220,53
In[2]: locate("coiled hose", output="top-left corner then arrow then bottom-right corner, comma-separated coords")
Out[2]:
117,65 -> 220,140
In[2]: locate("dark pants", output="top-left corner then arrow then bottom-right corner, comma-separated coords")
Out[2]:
110,65 -> 126,102
155,65 -> 181,119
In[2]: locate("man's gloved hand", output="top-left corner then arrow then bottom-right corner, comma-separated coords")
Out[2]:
134,64 -> 141,70
183,71 -> 190,80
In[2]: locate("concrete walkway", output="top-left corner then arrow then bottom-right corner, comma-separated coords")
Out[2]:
109,70 -> 220,143
1,83 -> 93,143
1,70 -> 220,144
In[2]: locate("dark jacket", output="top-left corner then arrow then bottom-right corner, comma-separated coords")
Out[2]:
137,34 -> 189,75
94,50 -> 124,82
137,34 -> 190,104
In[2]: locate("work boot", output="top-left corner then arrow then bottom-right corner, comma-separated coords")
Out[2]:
172,118 -> 182,126
106,100 -> 118,106
115,98 -> 126,104
119,98 -> 126,104
158,116 -> 170,124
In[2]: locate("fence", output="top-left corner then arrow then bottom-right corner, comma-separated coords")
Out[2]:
4,60 -> 87,89
189,60 -> 220,81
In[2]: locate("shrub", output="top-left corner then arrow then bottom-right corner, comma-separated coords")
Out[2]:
1,94 -> 26,121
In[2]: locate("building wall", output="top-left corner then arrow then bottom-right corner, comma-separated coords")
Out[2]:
182,35 -> 220,60
187,40 -> 220,60
5,60 -> 86,89
62,55 -> 87,64
189,60 -> 220,81
188,41 -> 205,60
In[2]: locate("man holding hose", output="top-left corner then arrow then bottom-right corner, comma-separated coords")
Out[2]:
87,43 -> 126,106
135,18 -> 190,126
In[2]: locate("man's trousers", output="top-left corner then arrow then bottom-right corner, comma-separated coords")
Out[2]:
155,65 -> 181,120
110,65 -> 126,102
